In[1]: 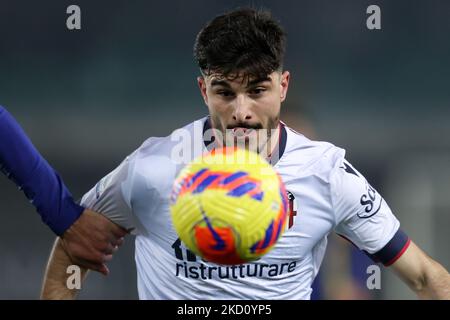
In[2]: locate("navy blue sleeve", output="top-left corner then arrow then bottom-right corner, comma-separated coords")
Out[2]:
368,228 -> 411,266
0,105 -> 84,235
338,228 -> 411,267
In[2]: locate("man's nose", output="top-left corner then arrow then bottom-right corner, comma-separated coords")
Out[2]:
232,94 -> 252,122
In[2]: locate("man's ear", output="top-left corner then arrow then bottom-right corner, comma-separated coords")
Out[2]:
197,76 -> 208,105
280,71 -> 290,102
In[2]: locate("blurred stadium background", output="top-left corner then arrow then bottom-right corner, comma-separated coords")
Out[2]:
0,0 -> 449,299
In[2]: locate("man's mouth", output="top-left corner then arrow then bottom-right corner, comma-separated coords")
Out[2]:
232,127 -> 255,137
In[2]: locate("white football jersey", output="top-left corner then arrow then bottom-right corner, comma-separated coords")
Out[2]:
81,117 -> 408,300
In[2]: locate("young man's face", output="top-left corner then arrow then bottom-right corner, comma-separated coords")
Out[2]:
198,70 -> 290,154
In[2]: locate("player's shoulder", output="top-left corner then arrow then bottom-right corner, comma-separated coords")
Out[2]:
134,117 -> 206,159
123,117 -> 206,190
280,124 -> 346,181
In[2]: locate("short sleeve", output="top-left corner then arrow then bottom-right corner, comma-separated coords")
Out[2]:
331,158 -> 410,266
80,151 -> 142,235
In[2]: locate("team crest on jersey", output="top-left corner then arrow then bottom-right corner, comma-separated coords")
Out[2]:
286,190 -> 298,229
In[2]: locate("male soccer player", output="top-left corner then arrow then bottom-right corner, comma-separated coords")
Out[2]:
0,105 -> 127,274
41,8 -> 450,299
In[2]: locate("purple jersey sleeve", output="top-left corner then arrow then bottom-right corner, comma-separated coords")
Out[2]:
0,105 -> 84,235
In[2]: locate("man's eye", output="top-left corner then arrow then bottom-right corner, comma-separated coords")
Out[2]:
249,88 -> 266,95
217,91 -> 234,97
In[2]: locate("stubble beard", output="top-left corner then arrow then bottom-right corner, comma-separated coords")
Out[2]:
209,114 -> 280,158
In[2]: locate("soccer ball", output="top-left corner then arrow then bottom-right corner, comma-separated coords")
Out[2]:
170,147 -> 288,265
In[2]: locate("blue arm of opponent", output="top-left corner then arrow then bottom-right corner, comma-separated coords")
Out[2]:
0,105 -> 83,235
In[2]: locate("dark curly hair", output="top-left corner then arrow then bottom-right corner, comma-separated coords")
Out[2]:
194,8 -> 286,82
